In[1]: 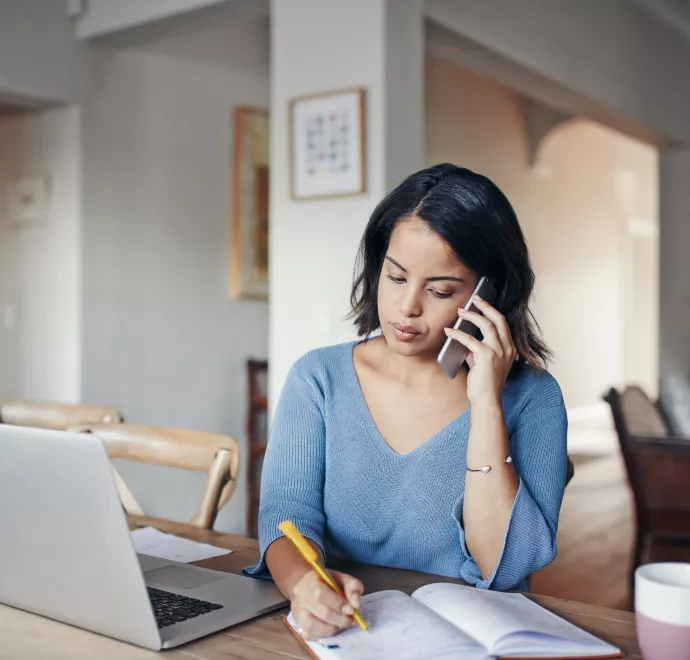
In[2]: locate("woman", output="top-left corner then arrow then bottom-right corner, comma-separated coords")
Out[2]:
244,163 -> 568,640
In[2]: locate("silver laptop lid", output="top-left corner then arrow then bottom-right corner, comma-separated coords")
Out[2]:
0,425 -> 161,650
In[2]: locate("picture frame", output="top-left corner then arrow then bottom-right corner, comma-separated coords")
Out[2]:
230,106 -> 270,300
289,87 -> 366,200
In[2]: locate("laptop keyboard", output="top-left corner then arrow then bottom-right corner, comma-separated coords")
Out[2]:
147,587 -> 224,629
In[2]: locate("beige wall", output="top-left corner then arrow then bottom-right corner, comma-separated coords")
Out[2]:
426,56 -> 658,410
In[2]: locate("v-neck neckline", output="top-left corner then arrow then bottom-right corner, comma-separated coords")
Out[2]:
346,340 -> 471,458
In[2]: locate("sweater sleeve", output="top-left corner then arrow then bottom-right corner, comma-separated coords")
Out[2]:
243,365 -> 326,580
453,401 -> 568,591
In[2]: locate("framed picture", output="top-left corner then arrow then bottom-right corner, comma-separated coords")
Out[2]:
289,87 -> 366,200
230,106 -> 270,300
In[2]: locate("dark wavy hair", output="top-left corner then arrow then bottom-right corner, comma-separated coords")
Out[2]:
349,163 -> 551,370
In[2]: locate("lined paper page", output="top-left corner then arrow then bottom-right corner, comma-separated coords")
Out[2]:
413,583 -> 620,657
290,590 -> 488,660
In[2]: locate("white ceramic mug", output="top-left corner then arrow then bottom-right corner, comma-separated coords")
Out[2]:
635,563 -> 690,660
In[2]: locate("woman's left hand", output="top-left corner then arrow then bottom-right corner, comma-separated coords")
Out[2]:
443,295 -> 517,408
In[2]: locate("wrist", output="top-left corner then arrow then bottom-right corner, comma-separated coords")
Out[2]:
266,536 -> 316,601
469,397 -> 503,415
286,563 -> 312,599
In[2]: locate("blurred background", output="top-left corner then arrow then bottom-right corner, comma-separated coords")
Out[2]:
1,0 -> 689,612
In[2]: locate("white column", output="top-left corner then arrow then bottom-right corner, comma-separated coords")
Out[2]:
0,107 -> 81,403
659,147 -> 690,433
269,0 -> 423,404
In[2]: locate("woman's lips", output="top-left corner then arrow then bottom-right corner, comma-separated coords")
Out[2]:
392,323 -> 421,342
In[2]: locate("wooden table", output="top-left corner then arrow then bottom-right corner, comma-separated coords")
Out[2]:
0,515 -> 642,659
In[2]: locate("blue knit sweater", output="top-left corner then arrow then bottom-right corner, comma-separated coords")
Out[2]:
244,341 -> 568,591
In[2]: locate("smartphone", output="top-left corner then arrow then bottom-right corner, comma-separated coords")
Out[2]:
437,276 -> 498,379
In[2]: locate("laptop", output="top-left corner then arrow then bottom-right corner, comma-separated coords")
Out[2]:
0,424 -> 287,650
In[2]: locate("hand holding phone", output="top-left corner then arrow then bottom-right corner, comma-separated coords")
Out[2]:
437,276 -> 498,379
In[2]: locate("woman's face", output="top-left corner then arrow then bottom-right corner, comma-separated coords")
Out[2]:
377,217 -> 478,358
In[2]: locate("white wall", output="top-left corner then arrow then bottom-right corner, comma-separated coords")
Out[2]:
76,0 -> 232,40
659,147 -> 690,434
426,57 -> 658,410
423,1 -> 690,427
425,0 -> 690,144
269,0 -> 424,404
620,174 -> 659,398
0,112 -> 19,398
0,0 -> 85,103
81,1 -> 270,534
0,107 -> 82,402
268,0 -> 683,408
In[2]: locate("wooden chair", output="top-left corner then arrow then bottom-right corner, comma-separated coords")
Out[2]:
73,424 -> 240,530
246,359 -> 268,539
0,400 -> 122,429
604,386 -> 690,589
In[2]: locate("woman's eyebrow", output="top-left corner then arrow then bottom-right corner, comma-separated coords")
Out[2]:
427,275 -> 465,283
385,256 -> 407,272
385,255 -> 465,283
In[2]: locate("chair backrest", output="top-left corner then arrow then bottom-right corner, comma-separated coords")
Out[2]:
73,424 -> 240,529
0,401 -> 122,430
619,386 -> 669,436
604,386 -> 690,515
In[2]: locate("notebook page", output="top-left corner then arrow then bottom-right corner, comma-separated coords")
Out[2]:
412,583 -> 619,656
288,590 -> 488,660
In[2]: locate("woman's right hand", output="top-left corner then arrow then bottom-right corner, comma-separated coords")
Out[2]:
290,569 -> 364,640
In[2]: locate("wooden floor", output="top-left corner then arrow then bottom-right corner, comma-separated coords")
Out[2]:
531,448 -> 635,611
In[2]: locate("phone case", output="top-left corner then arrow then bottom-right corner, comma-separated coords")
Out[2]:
437,277 -> 498,379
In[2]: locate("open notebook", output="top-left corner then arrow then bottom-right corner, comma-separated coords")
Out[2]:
286,583 -> 623,660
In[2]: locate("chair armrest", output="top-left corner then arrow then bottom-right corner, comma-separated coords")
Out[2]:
628,435 -> 690,452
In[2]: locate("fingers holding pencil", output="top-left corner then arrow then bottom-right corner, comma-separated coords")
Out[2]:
341,573 -> 364,610
292,570 -> 363,639
279,520 -> 368,639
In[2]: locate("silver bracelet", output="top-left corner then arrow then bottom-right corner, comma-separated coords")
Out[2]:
466,456 -> 513,473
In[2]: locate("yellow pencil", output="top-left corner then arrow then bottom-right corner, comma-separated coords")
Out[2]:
278,521 -> 368,632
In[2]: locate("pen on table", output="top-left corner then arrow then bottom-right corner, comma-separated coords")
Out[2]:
278,520 -> 369,632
